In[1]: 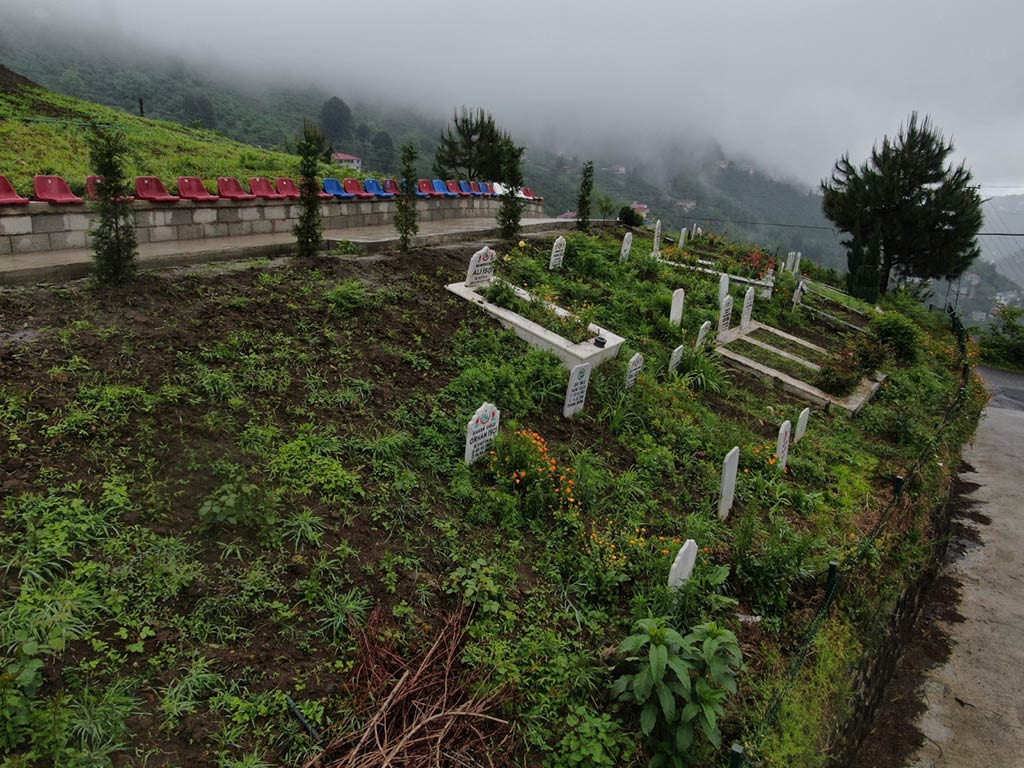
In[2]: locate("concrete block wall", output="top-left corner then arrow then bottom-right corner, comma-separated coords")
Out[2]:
0,197 -> 547,255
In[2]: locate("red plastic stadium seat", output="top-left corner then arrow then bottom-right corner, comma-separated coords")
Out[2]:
85,175 -> 135,202
0,175 -> 30,205
277,177 -> 332,200
469,181 -> 485,197
217,177 -> 257,200
33,175 -> 85,205
135,176 -> 180,203
177,177 -> 219,202
417,179 -> 442,197
250,177 -> 288,200
343,178 -> 374,199
382,178 -> 400,196
446,180 -> 470,197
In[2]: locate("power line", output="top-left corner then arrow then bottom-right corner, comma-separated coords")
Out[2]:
685,216 -> 837,232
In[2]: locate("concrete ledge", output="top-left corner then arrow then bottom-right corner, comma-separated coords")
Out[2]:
445,279 -> 624,369
660,258 -> 775,298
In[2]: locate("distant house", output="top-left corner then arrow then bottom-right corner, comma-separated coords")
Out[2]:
331,152 -> 362,171
611,165 -> 627,175
675,199 -> 697,212
558,210 -> 578,219
629,202 -> 649,220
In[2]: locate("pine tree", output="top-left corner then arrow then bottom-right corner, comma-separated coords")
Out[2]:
433,107 -> 512,180
822,113 -> 983,294
395,143 -> 419,253
576,160 -> 595,232
497,143 -> 525,239
87,127 -> 137,285
320,96 -> 353,145
294,120 -> 325,258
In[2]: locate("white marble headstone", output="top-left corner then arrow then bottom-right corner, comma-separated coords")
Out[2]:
718,274 -> 730,307
785,251 -> 796,272
792,280 -> 807,306
718,446 -> 740,520
620,232 -> 633,263
465,402 -> 500,464
668,344 -> 685,374
679,228 -> 688,247
669,288 -> 685,326
625,352 -> 644,389
776,419 -> 792,469
465,246 -> 497,289
562,362 -> 592,418
740,287 -> 755,330
549,236 -> 566,270
793,252 -> 802,274
696,226 -> 703,236
695,320 -> 712,349
667,539 -> 698,588
794,407 -> 810,444
717,295 -> 733,341
652,219 -> 662,256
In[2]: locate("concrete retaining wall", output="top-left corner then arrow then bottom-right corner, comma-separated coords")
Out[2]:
0,197 -> 546,255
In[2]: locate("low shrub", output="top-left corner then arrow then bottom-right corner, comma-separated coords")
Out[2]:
869,312 -> 921,362
813,349 -> 862,396
618,206 -> 645,227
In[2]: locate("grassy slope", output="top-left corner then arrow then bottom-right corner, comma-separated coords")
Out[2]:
0,75 -> 366,197
0,232 -> 984,767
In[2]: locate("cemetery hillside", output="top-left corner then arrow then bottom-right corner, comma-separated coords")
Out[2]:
0,222 -> 985,766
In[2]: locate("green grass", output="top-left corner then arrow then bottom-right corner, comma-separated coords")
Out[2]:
0,83 -> 374,196
0,231 -> 985,767
728,338 -> 819,381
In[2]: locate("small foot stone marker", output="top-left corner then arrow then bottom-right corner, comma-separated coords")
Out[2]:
549,235 -> 566,270
669,288 -> 685,326
465,402 -> 500,464
625,352 -> 644,389
718,446 -> 740,520
668,539 -> 698,588
620,232 -> 633,262
717,295 -> 733,342
668,344 -> 685,374
740,287 -> 754,330
562,362 -> 592,418
776,419 -> 792,470
794,407 -> 810,444
466,246 -> 497,288
695,320 -> 711,349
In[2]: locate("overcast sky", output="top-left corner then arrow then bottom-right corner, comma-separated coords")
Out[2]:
16,0 -> 1024,192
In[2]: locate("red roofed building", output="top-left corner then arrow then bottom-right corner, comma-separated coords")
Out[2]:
331,152 -> 362,171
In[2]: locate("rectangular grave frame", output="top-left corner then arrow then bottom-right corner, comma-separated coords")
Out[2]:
445,279 -> 625,369
659,257 -> 775,299
714,320 -> 884,414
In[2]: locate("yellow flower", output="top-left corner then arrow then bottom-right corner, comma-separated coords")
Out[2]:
518,240 -> 526,247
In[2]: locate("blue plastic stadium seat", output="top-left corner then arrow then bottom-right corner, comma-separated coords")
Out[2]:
324,177 -> 355,199
364,178 -> 395,199
432,179 -> 458,198
459,180 -> 481,197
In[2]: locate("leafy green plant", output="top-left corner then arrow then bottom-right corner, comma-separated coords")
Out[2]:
198,477 -> 279,532
552,705 -> 633,767
317,587 -> 371,640
611,618 -> 742,766
869,312 -> 921,362
446,558 -> 504,614
324,279 -> 369,315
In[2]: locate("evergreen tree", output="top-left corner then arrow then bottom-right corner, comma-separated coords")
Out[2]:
433,107 -> 512,180
395,143 -> 419,253
498,143 -> 525,239
595,190 -> 616,222
576,160 -> 595,232
181,92 -> 216,129
87,127 -> 137,285
294,120 -> 325,258
822,113 -> 982,294
320,96 -> 353,145
371,130 -> 396,172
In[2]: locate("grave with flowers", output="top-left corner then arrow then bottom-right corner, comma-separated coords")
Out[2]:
446,245 -> 626,369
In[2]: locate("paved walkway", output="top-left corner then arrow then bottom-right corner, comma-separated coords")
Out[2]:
906,367 -> 1024,768
0,217 -> 572,285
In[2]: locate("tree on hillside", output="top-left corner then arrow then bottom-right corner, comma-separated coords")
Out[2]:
181,92 -> 217,129
595,190 -> 616,222
498,143 -> 525,239
87,127 -> 137,285
576,161 -> 595,232
433,107 -> 512,181
320,96 -> 353,144
371,130 -> 396,172
395,143 -> 420,253
295,120 -> 326,258
822,112 -> 983,296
